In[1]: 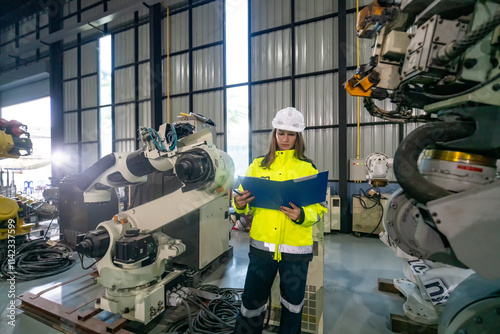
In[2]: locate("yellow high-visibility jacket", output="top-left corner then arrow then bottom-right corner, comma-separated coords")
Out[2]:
234,149 -> 328,261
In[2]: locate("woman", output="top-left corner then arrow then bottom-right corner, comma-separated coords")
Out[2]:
233,107 -> 327,334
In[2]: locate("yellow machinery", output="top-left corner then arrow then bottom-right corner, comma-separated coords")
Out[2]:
0,118 -> 33,159
0,196 -> 34,241
0,118 -> 34,254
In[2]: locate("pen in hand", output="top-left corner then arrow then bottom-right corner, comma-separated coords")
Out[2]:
233,189 -> 255,209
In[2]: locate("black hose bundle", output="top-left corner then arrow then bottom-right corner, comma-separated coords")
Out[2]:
436,7 -> 500,65
393,121 -> 475,204
0,239 -> 75,281
163,285 -> 242,334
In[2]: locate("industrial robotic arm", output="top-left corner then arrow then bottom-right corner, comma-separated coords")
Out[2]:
75,113 -> 234,324
365,152 -> 392,187
346,0 -> 500,277
346,2 -> 500,332
0,118 -> 33,159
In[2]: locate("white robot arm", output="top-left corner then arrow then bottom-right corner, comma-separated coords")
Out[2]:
365,152 -> 392,187
346,1 -> 500,331
75,114 -> 234,324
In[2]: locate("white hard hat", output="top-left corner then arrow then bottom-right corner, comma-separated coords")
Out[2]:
272,107 -> 306,132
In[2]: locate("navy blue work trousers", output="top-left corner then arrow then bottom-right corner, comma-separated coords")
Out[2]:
233,252 -> 310,334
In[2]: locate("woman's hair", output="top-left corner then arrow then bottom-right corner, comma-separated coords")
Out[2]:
260,129 -> 312,169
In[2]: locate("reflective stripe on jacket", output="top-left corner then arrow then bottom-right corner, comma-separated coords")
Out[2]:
234,149 -> 327,261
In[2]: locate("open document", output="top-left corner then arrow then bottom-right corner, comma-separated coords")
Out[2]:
238,171 -> 328,210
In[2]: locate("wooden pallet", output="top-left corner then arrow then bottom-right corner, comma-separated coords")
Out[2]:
378,278 -> 438,334
18,247 -> 234,333
18,271 -> 133,334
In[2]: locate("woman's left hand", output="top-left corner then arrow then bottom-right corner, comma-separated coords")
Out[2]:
280,202 -> 301,221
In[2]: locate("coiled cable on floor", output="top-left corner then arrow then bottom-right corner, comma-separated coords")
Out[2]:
163,285 -> 242,334
0,239 -> 75,281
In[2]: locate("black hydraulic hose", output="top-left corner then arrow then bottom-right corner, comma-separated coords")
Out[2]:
1,239 -> 75,281
393,121 -> 475,204
435,8 -> 500,65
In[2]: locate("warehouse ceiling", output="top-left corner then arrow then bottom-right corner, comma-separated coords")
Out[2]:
0,0 -> 45,31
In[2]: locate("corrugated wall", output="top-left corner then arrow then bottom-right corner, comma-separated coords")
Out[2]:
344,9 -> 405,170
251,30 -> 292,81
62,36 -> 100,174
162,0 -> 225,144
250,0 -> 340,178
5,0 -> 415,180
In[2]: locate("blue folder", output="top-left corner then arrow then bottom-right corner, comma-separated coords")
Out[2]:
238,171 -> 328,210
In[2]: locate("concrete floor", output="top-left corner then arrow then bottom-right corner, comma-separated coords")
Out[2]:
0,229 -> 406,334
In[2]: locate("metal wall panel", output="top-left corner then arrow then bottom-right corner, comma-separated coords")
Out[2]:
0,26 -> 16,69
80,5 -> 106,41
63,48 -> 78,79
250,0 -> 291,33
404,122 -> 424,136
63,144 -> 79,173
139,100 -> 152,128
82,143 -> 99,170
64,112 -> 78,143
193,45 -> 223,90
193,90 -> 224,132
295,0 -> 336,22
215,134 -> 224,150
114,66 -> 135,103
304,127 -> 338,178
251,29 -> 291,81
347,125 -> 399,159
346,70 -> 391,124
81,0 -> 101,9
251,80 -> 292,130
19,17 -> 37,35
39,27 -> 49,55
346,12 -> 372,67
81,109 -> 98,142
138,62 -> 151,100
164,11 -> 189,54
114,29 -> 135,67
0,42 -> 16,69
114,103 -> 135,140
63,15 -> 78,45
115,140 -> 135,152
107,5 -> 136,31
346,0 -> 373,10
20,33 -> 37,60
346,95 -> 392,124
81,42 -> 98,76
40,11 -> 49,26
295,18 -> 335,74
164,53 -> 189,95
251,132 -> 273,159
295,73 -> 336,127
164,96 -> 189,123
81,75 -> 99,109
64,0 -> 78,18
139,23 -> 150,62
250,130 -> 336,167
192,1 -> 223,47
64,80 -> 78,111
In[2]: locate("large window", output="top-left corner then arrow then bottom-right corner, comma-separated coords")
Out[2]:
99,35 -> 112,157
225,0 -> 249,177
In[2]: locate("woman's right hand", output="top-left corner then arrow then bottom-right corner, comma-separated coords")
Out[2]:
234,190 -> 255,209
